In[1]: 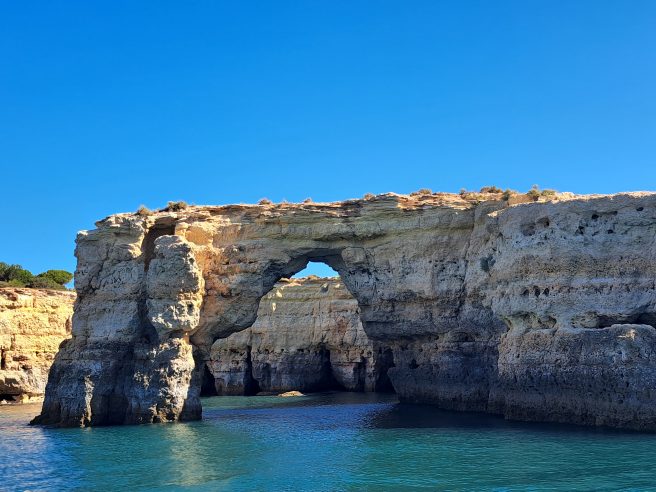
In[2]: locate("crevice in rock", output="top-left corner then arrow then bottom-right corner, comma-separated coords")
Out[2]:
200,363 -> 218,396
1,349 -> 6,370
574,310 -> 656,330
142,223 -> 176,271
596,312 -> 656,329
480,255 -> 495,273
374,347 -> 396,393
353,357 -> 367,392
636,313 -> 656,327
244,345 -> 261,396
318,346 -> 347,391
138,223 -> 175,344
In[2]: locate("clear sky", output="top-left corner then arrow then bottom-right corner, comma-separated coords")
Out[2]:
1,1 -> 655,278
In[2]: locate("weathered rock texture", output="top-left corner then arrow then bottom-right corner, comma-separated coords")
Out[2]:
0,288 -> 74,402
208,277 -> 394,395
34,191 -> 656,431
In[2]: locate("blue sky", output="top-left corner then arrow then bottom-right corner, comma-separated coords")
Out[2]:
1,1 -> 655,278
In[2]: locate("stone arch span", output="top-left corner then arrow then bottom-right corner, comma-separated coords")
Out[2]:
191,248 -> 367,348
33,192 -> 656,431
205,260 -> 396,397
192,251 -> 379,398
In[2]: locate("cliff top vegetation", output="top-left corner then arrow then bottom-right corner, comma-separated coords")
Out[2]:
0,263 -> 73,290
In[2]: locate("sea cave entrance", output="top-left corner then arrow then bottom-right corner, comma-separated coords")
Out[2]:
201,261 -> 395,397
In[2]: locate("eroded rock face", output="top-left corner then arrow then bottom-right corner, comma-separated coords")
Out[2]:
0,288 -> 74,402
208,277 -> 393,395
35,191 -> 656,430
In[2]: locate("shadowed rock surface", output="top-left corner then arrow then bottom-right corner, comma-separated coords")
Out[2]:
33,190 -> 656,430
208,277 -> 394,395
0,288 -> 74,402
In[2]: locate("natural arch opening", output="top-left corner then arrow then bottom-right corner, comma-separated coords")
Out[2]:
292,261 -> 340,279
203,261 -> 395,397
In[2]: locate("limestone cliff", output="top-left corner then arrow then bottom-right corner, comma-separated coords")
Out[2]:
208,277 -> 393,395
34,191 -> 656,431
0,288 -> 74,402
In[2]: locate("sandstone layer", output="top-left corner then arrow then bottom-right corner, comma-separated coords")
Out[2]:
34,191 -> 656,431
208,277 -> 393,395
0,288 -> 74,402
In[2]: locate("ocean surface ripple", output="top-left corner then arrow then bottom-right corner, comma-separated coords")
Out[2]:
2,392 -> 655,491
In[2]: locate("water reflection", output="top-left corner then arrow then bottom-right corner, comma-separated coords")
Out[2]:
364,401 -> 638,435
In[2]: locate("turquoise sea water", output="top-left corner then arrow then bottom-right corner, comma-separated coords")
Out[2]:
2,393 -> 656,491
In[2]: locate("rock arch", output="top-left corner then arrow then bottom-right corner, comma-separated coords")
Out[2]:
191,246 -> 369,349
207,274 -> 394,396
33,192 -> 656,431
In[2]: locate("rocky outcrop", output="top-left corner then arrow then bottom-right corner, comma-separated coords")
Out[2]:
208,277 -> 394,395
34,191 -> 656,431
0,288 -> 74,402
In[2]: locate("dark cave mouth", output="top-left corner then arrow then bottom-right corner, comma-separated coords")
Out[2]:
200,344 -> 396,397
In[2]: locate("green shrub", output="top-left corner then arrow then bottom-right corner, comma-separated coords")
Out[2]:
29,276 -> 65,290
37,269 -> 73,286
0,279 -> 29,288
0,262 -> 73,289
0,263 -> 34,285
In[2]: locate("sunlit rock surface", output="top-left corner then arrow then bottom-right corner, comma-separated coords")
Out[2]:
0,288 -> 74,402
34,190 -> 656,430
208,277 -> 394,395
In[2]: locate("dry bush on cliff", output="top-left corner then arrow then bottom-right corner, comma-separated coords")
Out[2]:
480,186 -> 504,194
165,201 -> 188,211
258,198 -> 273,205
136,205 -> 153,217
526,185 -> 541,201
526,185 -> 558,202
410,188 -> 433,197
502,189 -> 518,200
